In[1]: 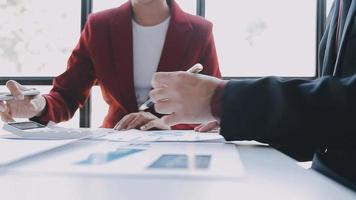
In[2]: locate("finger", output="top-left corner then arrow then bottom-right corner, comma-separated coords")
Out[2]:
6,80 -> 25,100
151,72 -> 175,88
140,119 -> 160,131
114,114 -> 131,130
196,122 -> 219,132
7,80 -> 27,90
0,110 -> 15,122
204,122 -> 220,132
0,101 -> 6,112
117,114 -> 137,131
126,116 -> 146,130
113,121 -> 121,130
149,88 -> 171,103
160,113 -> 182,126
194,124 -> 204,132
0,103 -> 14,122
114,115 -> 133,130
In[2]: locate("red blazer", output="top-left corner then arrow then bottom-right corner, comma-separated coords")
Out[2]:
33,0 -> 221,128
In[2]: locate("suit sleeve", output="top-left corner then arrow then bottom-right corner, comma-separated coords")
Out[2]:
220,75 -> 356,147
31,16 -> 97,125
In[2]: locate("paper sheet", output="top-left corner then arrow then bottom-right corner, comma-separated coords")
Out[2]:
11,142 -> 244,179
2,124 -> 108,140
101,129 -> 225,142
0,137 -> 77,166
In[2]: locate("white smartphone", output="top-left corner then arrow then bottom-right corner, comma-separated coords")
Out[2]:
3,121 -> 96,140
0,89 -> 40,101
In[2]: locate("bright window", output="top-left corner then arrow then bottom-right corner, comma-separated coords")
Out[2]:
206,0 -> 317,77
93,0 -> 196,15
91,86 -> 109,128
0,0 -> 81,77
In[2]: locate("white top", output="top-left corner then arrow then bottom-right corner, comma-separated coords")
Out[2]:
132,17 -> 170,106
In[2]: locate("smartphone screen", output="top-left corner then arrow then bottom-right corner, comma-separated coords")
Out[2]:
9,121 -> 45,130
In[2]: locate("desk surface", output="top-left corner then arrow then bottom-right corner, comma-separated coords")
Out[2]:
0,140 -> 355,200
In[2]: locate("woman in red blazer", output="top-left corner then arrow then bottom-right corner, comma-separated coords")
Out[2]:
0,0 -> 220,130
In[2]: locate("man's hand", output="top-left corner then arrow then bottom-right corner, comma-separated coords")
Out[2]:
0,80 -> 46,122
114,111 -> 170,131
149,71 -> 222,126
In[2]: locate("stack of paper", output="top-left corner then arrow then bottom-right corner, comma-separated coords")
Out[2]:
100,129 -> 225,142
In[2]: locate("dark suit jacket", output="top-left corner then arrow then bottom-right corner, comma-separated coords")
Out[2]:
32,0 -> 221,128
220,0 -> 356,189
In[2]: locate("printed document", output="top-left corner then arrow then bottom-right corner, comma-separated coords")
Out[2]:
11,142 -> 244,179
101,129 -> 225,142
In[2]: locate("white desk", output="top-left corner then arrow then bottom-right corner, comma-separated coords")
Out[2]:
0,140 -> 355,200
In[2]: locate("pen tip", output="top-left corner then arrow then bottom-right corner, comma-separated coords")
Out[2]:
139,105 -> 148,111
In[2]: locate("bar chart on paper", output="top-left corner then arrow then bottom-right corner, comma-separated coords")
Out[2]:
10,142 -> 245,180
101,129 -> 225,142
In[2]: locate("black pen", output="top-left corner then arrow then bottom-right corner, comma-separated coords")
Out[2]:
138,63 -> 204,111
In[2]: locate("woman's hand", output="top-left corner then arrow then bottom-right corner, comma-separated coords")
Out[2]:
194,121 -> 220,133
114,111 -> 170,131
0,80 -> 46,122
